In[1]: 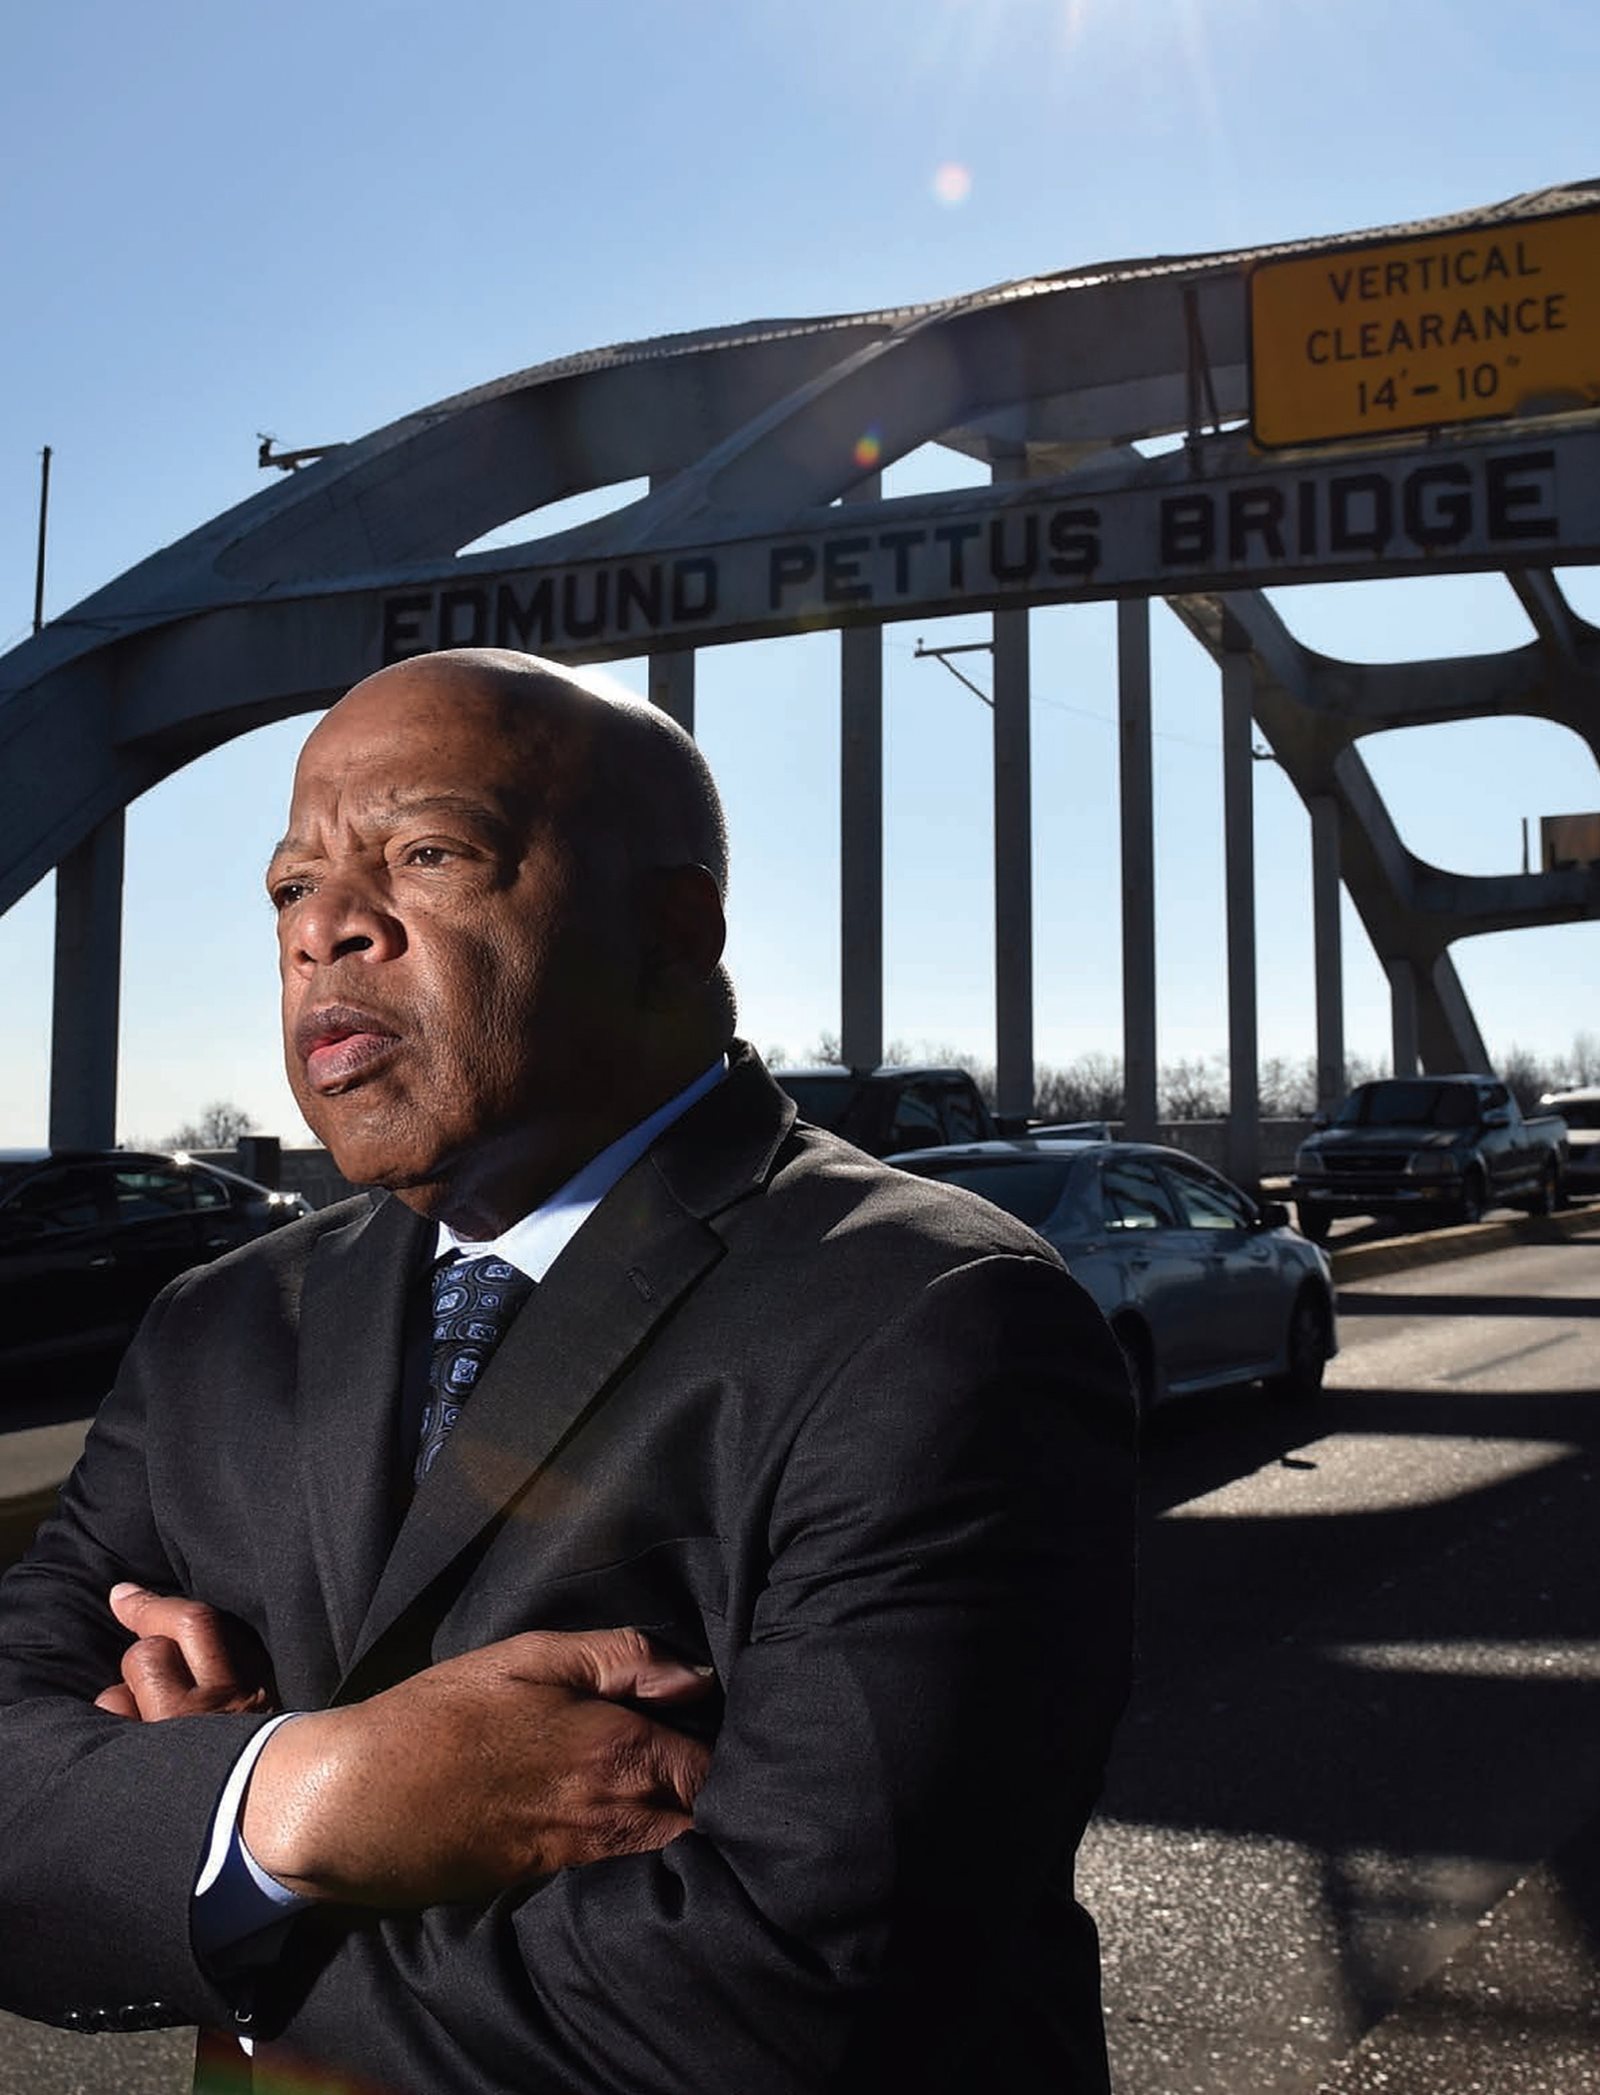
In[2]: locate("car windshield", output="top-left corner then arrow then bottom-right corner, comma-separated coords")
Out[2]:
1551,1099 -> 1600,1130
1335,1082 -> 1479,1130
913,1158 -> 1081,1230
776,1077 -> 857,1130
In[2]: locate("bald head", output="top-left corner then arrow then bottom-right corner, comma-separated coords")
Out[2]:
322,648 -> 729,893
272,649 -> 735,1230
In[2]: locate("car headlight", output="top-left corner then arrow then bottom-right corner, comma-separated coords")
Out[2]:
1408,1149 -> 1462,1177
1293,1145 -> 1323,1175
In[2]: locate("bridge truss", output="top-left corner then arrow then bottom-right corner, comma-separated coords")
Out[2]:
4,179 -> 1598,1185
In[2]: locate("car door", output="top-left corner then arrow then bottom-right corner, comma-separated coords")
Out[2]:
0,1162 -> 125,1372
1097,1155 -> 1211,1388
885,1082 -> 946,1154
936,1081 -> 985,1146
1156,1156 -> 1284,1377
105,1161 -> 212,1331
1475,1080 -> 1525,1196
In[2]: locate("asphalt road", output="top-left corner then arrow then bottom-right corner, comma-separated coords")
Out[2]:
1084,1222 -> 1600,2093
2,1222 -> 1595,2092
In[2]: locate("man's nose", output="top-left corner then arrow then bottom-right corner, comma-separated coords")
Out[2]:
288,880 -> 405,969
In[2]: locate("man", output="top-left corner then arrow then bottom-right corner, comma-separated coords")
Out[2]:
0,649 -> 1135,2092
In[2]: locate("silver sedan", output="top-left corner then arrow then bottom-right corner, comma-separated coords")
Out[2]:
889,1138 -> 1337,1419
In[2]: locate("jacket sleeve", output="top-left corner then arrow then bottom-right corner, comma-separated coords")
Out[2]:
256,1254 -> 1137,2094
0,1284 -> 276,2035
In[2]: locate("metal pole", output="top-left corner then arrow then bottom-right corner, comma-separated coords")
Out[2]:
1221,625 -> 1260,1192
33,445 -> 51,634
1118,598 -> 1157,1140
992,459 -> 1034,1124
840,476 -> 884,1072
1310,795 -> 1345,1113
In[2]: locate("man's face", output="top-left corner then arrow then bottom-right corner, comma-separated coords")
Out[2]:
269,667 -> 638,1203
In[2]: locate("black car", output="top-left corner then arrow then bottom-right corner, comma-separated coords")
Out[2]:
0,1149 -> 309,1383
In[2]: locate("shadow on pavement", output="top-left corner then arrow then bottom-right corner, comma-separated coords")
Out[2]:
1099,1374 -> 1600,2088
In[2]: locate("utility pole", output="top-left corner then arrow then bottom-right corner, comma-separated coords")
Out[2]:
32,445 -> 51,634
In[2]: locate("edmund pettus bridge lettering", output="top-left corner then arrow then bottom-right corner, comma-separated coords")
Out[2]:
380,441 -> 1575,666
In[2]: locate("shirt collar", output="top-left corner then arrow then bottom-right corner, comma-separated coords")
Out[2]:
435,1055 -> 727,1282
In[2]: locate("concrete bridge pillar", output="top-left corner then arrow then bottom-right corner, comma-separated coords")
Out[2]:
992,456 -> 1034,1124
1221,623 -> 1260,1192
1310,794 -> 1346,1112
1118,598 -> 1158,1141
49,812 -> 125,1148
1390,959 -> 1420,1075
839,630 -> 884,1073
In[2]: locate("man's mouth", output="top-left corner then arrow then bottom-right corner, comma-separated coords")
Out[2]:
296,1005 -> 402,1092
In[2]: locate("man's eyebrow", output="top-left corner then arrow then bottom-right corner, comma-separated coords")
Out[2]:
266,795 -> 514,870
379,791 -> 513,826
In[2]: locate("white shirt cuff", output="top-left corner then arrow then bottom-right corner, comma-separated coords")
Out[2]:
193,1713 -> 312,1964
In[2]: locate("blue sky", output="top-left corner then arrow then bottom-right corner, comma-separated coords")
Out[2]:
1,0 -> 1597,1145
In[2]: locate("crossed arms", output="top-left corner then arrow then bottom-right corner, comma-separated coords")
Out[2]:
102,1585 -> 713,1904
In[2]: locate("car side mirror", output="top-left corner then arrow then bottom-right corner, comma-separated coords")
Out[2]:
1256,1200 -> 1291,1231
1482,1106 -> 1511,1128
1311,1110 -> 1330,1129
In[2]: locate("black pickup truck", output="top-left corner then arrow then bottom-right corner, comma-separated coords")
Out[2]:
1290,1074 -> 1569,1243
772,1065 -> 1000,1156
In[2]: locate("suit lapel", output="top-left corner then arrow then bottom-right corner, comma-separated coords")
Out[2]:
336,1048 -> 796,1696
295,1194 -> 433,1677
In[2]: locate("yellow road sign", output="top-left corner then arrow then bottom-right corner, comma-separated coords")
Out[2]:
1250,208 -> 1600,448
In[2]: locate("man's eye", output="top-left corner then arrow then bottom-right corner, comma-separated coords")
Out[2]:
403,844 -> 456,868
270,880 -> 311,910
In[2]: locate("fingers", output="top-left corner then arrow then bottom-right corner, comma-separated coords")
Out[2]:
118,1635 -> 199,1722
645,1726 -> 713,1813
94,1683 -> 140,1719
498,1625 -> 717,1705
108,1584 -> 242,1692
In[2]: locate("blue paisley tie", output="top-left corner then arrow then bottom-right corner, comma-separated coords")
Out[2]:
415,1255 -> 535,1482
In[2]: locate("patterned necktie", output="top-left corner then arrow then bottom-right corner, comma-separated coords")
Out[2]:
415,1255 -> 536,1482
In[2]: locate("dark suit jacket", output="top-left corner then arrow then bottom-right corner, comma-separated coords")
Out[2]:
0,1047 -> 1135,2093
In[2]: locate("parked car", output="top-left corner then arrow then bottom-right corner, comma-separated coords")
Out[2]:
888,1136 -> 1337,1419
773,1065 -> 1000,1156
0,1149 -> 310,1382
1290,1074 -> 1569,1243
1540,1087 -> 1600,1197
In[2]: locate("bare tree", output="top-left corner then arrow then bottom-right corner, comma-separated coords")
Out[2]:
1160,1057 -> 1227,1120
1258,1055 -> 1318,1118
167,1101 -> 256,1151
1035,1054 -> 1125,1122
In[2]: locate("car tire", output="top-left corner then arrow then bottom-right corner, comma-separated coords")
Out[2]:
1267,1287 -> 1327,1403
1454,1170 -> 1488,1227
1296,1200 -> 1331,1246
1519,1160 -> 1558,1217
1112,1318 -> 1156,1430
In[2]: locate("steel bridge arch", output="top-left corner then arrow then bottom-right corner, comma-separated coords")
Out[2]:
5,178 -> 1599,1177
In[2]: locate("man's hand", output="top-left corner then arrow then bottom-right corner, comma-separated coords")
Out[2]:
94,1584 -> 279,1721
243,1626 -> 714,1908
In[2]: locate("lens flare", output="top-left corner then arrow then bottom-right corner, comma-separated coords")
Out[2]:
931,162 -> 972,207
853,428 -> 883,470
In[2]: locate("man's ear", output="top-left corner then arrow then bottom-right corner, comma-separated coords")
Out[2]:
638,864 -> 726,1002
